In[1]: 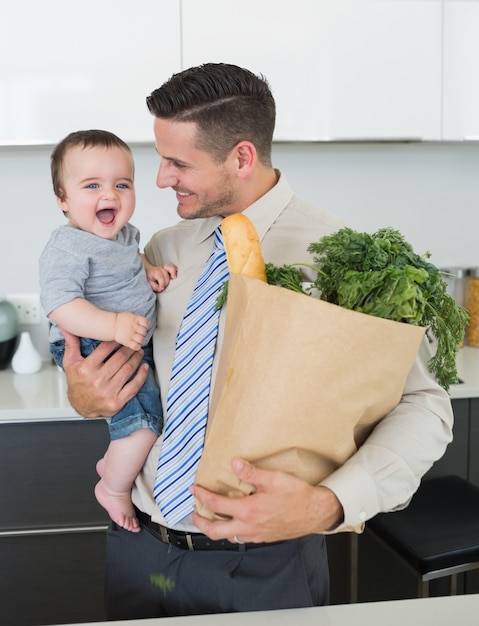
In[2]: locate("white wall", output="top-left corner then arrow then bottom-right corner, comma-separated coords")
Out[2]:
2,141 -> 478,293
273,141 -> 479,268
1,140 -> 477,359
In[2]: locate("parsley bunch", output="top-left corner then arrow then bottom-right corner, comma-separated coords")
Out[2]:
268,227 -> 468,391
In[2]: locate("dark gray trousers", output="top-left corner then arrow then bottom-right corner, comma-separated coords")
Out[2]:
104,520 -> 330,619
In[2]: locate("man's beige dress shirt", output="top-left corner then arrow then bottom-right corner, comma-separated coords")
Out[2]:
138,172 -> 453,533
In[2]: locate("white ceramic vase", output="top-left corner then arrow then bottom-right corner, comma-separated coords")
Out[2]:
11,331 -> 42,374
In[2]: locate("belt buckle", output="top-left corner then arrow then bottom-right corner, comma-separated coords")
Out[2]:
159,525 -> 170,544
160,525 -> 195,551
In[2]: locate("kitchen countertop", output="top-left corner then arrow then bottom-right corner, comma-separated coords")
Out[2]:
1,346 -> 479,422
54,594 -> 479,626
0,361 -> 80,422
449,346 -> 479,399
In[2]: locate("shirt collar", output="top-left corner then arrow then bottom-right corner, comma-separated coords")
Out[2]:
195,216 -> 223,245
243,170 -> 293,241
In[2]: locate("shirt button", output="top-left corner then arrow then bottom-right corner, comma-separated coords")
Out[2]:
358,511 -> 367,521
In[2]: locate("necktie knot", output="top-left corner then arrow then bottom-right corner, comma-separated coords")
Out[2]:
212,224 -> 225,254
213,225 -> 224,250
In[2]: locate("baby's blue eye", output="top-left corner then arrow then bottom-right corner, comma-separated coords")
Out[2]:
117,183 -> 129,189
87,183 -> 99,189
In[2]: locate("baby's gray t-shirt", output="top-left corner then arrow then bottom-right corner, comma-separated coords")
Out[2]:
39,223 -> 156,345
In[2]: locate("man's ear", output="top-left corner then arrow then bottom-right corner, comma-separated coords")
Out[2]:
234,141 -> 257,179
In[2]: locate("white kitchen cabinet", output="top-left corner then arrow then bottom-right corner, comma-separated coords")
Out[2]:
443,1 -> 479,140
181,0 -> 442,141
0,1 -> 181,145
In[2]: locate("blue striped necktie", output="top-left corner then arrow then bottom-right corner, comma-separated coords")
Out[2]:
153,226 -> 229,526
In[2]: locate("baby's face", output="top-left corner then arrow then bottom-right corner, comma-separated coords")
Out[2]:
57,144 -> 135,240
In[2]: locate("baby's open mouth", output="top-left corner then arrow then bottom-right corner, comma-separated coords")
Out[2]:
96,208 -> 117,224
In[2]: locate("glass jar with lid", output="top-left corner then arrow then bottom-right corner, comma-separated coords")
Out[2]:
442,267 -> 468,308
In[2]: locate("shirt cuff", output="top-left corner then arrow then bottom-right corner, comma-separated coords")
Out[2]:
320,460 -> 380,533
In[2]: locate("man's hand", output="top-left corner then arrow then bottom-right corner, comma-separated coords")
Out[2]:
190,458 -> 344,544
61,329 -> 148,418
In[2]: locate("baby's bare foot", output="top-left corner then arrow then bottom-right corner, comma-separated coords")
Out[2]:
95,479 -> 140,533
96,457 -> 106,477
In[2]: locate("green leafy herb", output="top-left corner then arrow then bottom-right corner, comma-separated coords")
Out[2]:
302,227 -> 467,390
216,280 -> 229,310
265,263 -> 305,293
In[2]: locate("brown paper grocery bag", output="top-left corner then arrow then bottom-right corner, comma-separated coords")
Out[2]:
194,274 -> 425,521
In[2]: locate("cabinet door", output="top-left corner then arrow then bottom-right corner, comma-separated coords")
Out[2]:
424,398 -> 469,481
469,399 -> 479,486
181,0 -> 441,140
0,532 -> 107,626
443,2 -> 479,140
0,1 -> 181,144
0,419 -> 110,625
0,419 -> 110,530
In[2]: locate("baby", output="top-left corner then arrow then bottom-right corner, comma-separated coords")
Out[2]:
40,130 -> 176,532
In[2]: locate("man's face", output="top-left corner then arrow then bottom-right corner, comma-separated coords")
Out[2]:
153,118 -> 240,219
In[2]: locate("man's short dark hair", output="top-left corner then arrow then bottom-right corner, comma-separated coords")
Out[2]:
146,63 -> 275,165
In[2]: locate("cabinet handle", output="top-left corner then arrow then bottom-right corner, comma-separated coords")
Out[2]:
0,525 -> 108,537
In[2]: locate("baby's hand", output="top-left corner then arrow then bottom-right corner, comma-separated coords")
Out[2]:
147,263 -> 178,292
114,312 -> 149,350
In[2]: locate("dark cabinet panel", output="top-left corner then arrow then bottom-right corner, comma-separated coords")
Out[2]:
425,398 -> 469,482
469,399 -> 479,486
0,419 -> 110,530
0,418 -> 110,625
0,531 -> 106,626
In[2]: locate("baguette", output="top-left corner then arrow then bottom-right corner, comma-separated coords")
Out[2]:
222,214 -> 267,282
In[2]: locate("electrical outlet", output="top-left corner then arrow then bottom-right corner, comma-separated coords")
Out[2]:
6,293 -> 42,325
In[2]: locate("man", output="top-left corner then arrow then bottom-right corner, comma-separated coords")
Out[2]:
62,63 -> 453,619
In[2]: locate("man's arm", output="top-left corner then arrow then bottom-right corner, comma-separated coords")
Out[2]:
61,329 -> 148,418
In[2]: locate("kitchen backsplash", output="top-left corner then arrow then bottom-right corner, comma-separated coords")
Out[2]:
1,140 -> 478,358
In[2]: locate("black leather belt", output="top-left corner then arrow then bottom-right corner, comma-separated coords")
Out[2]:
136,509 -> 276,551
